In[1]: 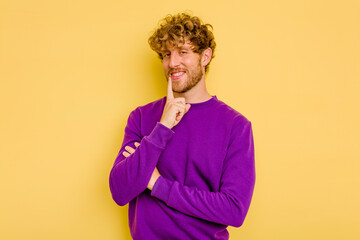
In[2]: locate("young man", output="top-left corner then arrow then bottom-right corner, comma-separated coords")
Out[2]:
109,13 -> 255,240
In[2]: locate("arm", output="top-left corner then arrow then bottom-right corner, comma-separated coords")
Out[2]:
109,108 -> 174,206
109,77 -> 191,206
150,121 -> 256,227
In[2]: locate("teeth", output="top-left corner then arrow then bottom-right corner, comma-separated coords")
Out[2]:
172,72 -> 184,77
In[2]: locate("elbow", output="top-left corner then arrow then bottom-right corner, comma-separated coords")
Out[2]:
109,182 -> 129,206
112,195 -> 128,207
109,174 -> 129,206
225,198 -> 248,227
229,179 -> 255,227
228,207 -> 245,228
230,218 -> 245,228
109,168 -> 145,206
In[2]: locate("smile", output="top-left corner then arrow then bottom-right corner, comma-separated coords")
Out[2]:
173,72 -> 183,76
171,71 -> 186,77
170,71 -> 186,81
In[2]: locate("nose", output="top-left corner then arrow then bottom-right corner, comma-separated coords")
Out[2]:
169,52 -> 180,68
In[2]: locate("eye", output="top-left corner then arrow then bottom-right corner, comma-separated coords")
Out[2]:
163,53 -> 170,58
180,51 -> 187,55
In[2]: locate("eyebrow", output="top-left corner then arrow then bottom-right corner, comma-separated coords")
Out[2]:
178,45 -> 193,50
161,45 -> 193,53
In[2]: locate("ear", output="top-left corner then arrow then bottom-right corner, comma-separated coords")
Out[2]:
201,48 -> 212,67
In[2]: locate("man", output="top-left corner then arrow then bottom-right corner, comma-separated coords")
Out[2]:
109,13 -> 255,240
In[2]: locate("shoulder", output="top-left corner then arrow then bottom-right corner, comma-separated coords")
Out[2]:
214,97 -> 251,127
127,97 -> 166,131
130,97 -> 166,117
138,97 -> 166,112
214,98 -> 254,145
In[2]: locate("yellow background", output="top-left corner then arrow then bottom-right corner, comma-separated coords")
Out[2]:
1,0 -> 359,239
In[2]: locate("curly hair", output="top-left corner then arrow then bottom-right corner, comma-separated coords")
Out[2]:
148,13 -> 216,73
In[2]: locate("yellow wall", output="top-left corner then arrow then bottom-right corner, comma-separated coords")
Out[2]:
1,0 -> 359,239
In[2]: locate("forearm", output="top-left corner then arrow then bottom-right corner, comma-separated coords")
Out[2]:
150,175 -> 255,227
109,122 -> 174,206
150,121 -> 255,227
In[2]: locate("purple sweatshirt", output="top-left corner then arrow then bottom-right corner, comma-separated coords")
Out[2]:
109,96 -> 255,240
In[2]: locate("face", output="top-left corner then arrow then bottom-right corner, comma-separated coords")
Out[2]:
161,41 -> 204,93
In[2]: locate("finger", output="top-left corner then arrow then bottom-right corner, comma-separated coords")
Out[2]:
167,76 -> 174,100
125,146 -> 135,154
185,103 -> 191,113
175,105 -> 186,121
122,151 -> 130,157
134,142 -> 140,148
176,112 -> 185,122
172,101 -> 186,108
172,102 -> 186,113
173,97 -> 185,104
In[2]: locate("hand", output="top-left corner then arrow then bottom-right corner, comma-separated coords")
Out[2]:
122,142 -> 140,157
147,167 -> 160,191
160,77 -> 191,129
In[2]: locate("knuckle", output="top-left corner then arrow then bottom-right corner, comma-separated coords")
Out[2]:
174,97 -> 185,103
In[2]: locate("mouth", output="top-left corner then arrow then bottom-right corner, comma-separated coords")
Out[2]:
170,71 -> 186,80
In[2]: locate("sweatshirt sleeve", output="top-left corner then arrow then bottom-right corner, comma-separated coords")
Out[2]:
109,108 -> 174,206
150,120 -> 255,227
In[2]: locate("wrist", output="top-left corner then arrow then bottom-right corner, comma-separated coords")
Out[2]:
159,121 -> 172,129
148,174 -> 160,191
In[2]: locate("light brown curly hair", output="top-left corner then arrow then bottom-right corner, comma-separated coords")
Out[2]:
148,13 -> 216,73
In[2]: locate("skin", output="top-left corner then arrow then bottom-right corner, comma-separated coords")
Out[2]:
122,41 -> 213,190
163,41 -> 213,104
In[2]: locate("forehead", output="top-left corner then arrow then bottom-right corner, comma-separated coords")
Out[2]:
163,41 -> 195,52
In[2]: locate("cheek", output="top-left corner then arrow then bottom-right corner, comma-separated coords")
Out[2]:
183,57 -> 194,65
162,61 -> 169,71
187,55 -> 201,66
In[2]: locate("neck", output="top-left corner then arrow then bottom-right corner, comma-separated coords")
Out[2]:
173,77 -> 212,103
